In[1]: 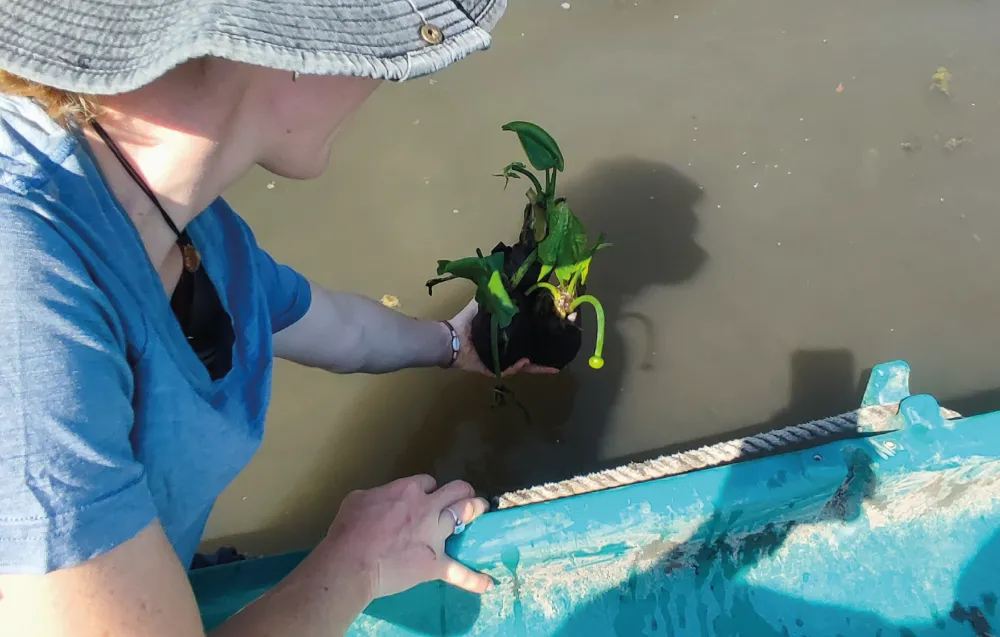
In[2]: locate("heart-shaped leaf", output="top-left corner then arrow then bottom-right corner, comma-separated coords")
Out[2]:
502,121 -> 565,172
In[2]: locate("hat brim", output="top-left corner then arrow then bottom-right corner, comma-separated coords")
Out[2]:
0,0 -> 506,95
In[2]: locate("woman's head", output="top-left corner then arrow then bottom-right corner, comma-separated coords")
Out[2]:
1,59 -> 381,179
0,0 -> 506,179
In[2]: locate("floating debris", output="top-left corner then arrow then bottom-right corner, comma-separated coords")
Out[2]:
944,136 -> 971,152
900,139 -> 921,153
452,208 -> 460,214
429,79 -> 438,85
380,294 -> 400,308
836,82 -> 845,93
674,14 -> 680,19
561,1 -> 571,8
930,66 -> 952,96
265,181 -> 275,190
412,118 -> 420,125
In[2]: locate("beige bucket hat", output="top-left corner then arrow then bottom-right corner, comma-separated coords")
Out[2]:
0,0 -> 506,94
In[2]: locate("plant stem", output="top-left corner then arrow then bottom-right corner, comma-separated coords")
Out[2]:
548,169 -> 557,199
526,281 -> 561,301
544,168 -> 552,198
507,165 -> 544,200
490,313 -> 502,380
569,295 -> 607,369
511,249 -> 538,288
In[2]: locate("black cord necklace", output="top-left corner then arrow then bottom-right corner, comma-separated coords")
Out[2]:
89,120 -> 202,273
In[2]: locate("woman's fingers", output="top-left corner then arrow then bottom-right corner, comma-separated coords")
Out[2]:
388,473 -> 437,494
437,497 -> 489,536
500,358 -> 560,377
431,480 -> 476,508
440,556 -> 494,594
501,358 -> 530,377
523,363 -> 560,375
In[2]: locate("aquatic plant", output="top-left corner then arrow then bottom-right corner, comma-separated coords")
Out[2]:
426,121 -> 609,382
497,121 -> 610,370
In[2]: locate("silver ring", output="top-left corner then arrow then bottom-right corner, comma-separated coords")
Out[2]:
445,506 -> 466,534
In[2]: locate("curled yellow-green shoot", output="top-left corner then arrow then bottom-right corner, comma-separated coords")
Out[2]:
569,295 -> 606,370
526,281 -> 561,300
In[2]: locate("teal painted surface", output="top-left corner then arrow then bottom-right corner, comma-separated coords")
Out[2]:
191,361 -> 1000,636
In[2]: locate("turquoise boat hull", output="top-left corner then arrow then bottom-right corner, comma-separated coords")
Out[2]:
190,361 -> 1000,636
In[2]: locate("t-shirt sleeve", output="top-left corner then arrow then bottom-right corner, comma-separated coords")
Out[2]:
252,243 -> 313,333
221,203 -> 312,333
0,200 -> 158,574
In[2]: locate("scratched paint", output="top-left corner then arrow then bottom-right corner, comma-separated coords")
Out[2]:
192,363 -> 1000,636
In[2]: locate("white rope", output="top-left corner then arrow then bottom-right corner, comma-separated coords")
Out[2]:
403,0 -> 428,23
495,403 -> 961,509
399,52 -> 413,82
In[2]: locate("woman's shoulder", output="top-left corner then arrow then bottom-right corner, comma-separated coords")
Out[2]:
0,95 -> 79,191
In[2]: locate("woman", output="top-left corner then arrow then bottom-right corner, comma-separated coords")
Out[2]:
0,1 -> 554,634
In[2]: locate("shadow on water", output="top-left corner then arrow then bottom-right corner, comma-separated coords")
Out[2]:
394,157 -> 709,498
597,348 -> 867,471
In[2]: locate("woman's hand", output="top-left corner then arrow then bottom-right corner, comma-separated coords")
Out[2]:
323,475 -> 492,600
447,299 -> 560,377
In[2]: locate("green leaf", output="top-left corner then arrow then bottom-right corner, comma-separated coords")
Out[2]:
554,263 -> 576,288
482,271 -> 517,328
502,121 -> 565,173
579,236 -> 612,285
538,200 -> 588,267
436,256 -> 484,279
428,251 -> 517,328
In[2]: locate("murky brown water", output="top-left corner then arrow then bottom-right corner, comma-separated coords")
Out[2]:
201,0 -> 1000,554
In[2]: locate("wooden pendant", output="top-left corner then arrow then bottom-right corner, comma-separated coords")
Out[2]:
182,244 -> 201,272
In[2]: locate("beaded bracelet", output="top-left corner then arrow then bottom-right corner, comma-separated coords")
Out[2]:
442,320 -> 460,368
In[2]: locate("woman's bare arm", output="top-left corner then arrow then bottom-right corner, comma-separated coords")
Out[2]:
0,476 -> 489,637
0,522 -> 369,637
273,280 -> 453,374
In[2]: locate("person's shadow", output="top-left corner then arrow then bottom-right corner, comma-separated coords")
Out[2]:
392,157 -> 709,501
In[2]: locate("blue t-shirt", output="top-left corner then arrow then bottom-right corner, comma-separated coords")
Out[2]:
0,96 -> 312,574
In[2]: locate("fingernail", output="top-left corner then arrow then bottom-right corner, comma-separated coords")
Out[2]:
486,579 -> 496,591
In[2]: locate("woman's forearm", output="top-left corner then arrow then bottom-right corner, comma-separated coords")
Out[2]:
273,281 -> 453,374
210,542 -> 372,637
